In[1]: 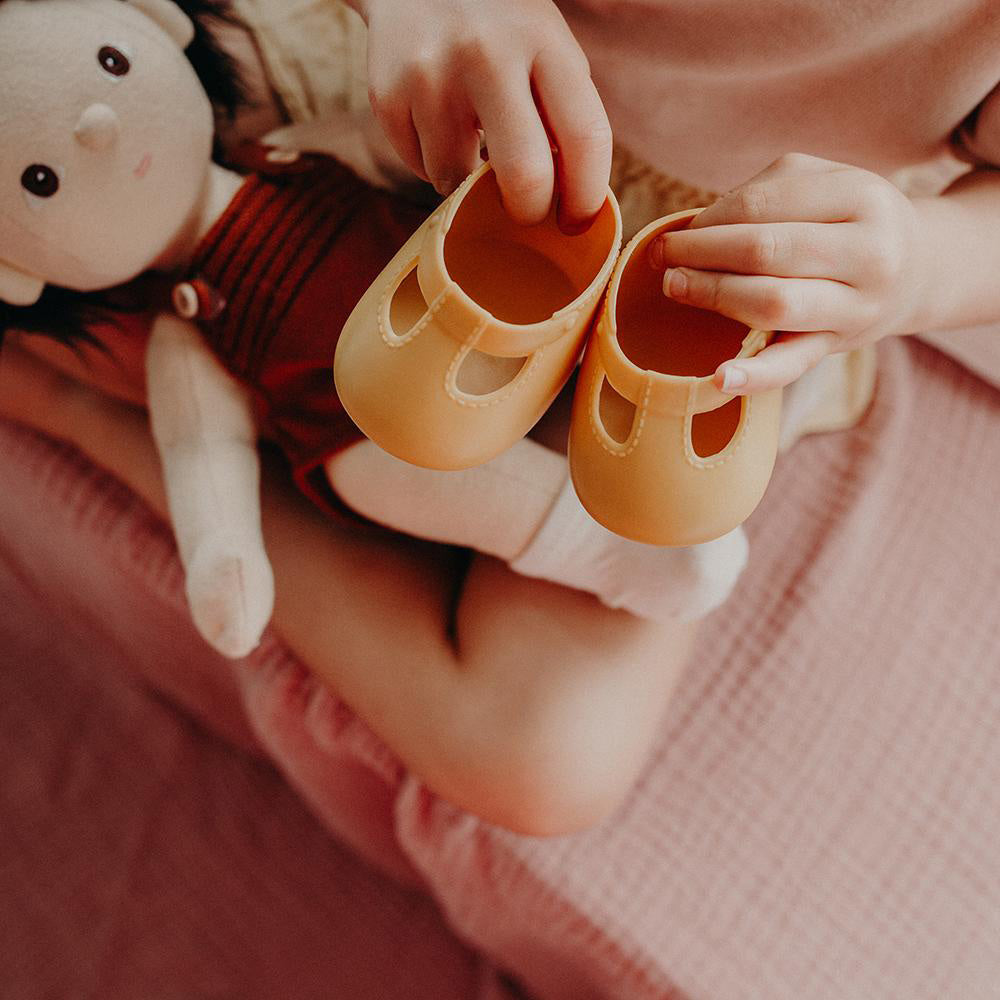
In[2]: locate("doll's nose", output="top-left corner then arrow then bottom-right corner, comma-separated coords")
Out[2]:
74,103 -> 120,151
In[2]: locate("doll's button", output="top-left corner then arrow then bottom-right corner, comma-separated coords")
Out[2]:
172,279 -> 226,321
265,147 -> 301,165
172,282 -> 200,319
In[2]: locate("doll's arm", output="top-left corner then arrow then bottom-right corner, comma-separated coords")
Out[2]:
326,438 -> 748,624
146,313 -> 275,658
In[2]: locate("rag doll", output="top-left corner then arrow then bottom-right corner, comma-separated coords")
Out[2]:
0,0 -> 749,659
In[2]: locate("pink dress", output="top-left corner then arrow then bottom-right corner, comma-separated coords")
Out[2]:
559,0 -> 1000,189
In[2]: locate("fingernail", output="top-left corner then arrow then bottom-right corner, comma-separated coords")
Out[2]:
648,237 -> 666,269
558,213 -> 593,236
556,196 -> 599,235
720,366 -> 748,393
662,268 -> 687,299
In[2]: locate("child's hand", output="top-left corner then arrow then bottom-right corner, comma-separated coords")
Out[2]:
355,0 -> 613,231
648,153 -> 931,393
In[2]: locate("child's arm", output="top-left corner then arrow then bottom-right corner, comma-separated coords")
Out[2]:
344,0 -> 613,231
146,313 -> 275,659
906,167 -> 1000,333
0,342 -> 695,835
645,151 -> 1000,395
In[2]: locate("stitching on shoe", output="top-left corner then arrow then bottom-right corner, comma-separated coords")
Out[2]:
588,371 -> 648,457
444,319 -> 544,408
683,392 -> 752,468
378,262 -> 449,348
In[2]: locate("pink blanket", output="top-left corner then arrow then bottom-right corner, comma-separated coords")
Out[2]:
0,445 -> 510,996
2,335 -> 999,999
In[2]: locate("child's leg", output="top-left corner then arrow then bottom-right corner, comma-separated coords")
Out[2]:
0,344 -> 697,834
326,438 -> 749,623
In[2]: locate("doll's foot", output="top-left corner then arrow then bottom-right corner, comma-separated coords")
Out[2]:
185,537 -> 275,659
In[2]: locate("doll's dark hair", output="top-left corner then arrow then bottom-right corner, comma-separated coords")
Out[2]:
0,0 -> 249,349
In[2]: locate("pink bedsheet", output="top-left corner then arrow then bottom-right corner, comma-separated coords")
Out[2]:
2,335 -> 1000,999
0,469 -> 511,997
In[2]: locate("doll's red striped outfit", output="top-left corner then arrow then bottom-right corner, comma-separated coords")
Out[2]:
183,148 -> 427,515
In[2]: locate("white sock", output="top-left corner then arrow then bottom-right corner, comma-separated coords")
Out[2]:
326,438 -> 565,559
510,475 -> 748,623
327,439 -> 748,623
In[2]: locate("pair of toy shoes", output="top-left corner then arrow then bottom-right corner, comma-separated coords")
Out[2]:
335,168 -> 780,544
335,162 -> 622,470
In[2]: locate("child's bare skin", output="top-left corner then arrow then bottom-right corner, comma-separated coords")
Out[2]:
0,1 -> 732,837
345,0 -> 613,230
359,0 -> 1000,394
0,338 -> 696,835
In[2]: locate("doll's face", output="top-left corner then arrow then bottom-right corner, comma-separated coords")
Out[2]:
0,0 -> 214,293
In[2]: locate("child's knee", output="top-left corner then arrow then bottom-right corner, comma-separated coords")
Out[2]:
443,701 -> 650,836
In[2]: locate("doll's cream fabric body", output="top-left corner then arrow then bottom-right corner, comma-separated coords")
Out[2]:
0,0 -> 275,655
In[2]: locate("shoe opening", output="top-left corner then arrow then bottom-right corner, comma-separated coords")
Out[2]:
443,171 -> 618,324
691,396 -> 743,457
455,351 -> 528,395
388,266 -> 429,339
615,221 -> 749,377
598,376 -> 636,444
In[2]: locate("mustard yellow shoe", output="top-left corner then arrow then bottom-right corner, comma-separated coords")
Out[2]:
569,210 -> 783,546
334,162 -> 622,470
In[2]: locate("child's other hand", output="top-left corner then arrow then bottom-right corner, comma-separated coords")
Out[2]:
357,0 -> 612,232
648,154 -> 930,394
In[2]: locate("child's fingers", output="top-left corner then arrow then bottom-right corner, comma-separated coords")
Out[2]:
662,267 -> 864,333
650,221 -> 863,283
533,48 -> 613,232
739,151 -> 841,182
688,166 -> 868,230
715,332 -> 839,394
470,72 -> 555,225
368,91 -> 429,182
411,98 -> 483,195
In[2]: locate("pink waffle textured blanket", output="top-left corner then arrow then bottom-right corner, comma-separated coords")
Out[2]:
1,336 -> 999,1000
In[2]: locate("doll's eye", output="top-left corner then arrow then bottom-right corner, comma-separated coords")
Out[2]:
98,46 -> 131,78
21,165 -> 59,198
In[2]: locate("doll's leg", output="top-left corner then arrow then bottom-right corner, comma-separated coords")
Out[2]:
328,436 -> 565,556
146,314 -> 275,658
326,439 -> 748,623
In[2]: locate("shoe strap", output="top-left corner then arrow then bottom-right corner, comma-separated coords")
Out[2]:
414,242 -> 591,356
410,164 -> 617,356
596,315 -> 771,417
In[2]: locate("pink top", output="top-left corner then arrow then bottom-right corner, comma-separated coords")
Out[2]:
559,0 -> 1000,189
